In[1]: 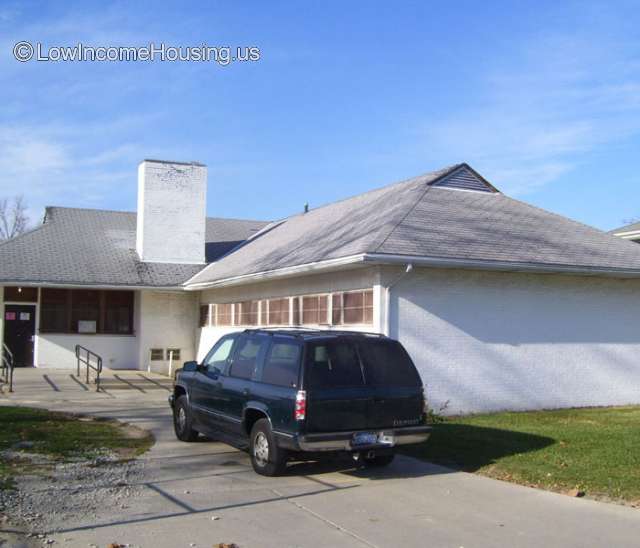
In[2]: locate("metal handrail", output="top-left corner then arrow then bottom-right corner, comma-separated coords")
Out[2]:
75,344 -> 103,391
1,343 -> 14,393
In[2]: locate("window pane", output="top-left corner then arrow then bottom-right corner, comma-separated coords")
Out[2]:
343,291 -> 364,324
229,336 -> 266,380
341,290 -> 373,325
216,303 -> 233,326
302,295 -> 328,325
72,290 -> 100,333
166,348 -> 181,361
364,290 -> 373,324
357,339 -> 420,386
238,300 -> 259,325
262,341 -> 301,387
306,340 -> 365,388
4,287 -> 38,302
267,298 -> 289,325
203,337 -> 235,370
199,305 -> 209,327
104,291 -> 133,334
40,288 -> 69,332
150,348 -> 164,361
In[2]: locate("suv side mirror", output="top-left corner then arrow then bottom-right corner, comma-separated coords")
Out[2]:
182,360 -> 199,372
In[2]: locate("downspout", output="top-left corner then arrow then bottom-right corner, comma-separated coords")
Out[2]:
383,263 -> 413,336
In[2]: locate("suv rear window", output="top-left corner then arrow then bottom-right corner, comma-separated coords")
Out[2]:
305,339 -> 364,388
357,339 -> 421,387
262,341 -> 301,388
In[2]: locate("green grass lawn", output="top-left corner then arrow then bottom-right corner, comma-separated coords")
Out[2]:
402,406 -> 640,503
0,406 -> 154,489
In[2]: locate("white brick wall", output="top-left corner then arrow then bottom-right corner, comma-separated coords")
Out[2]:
136,160 -> 207,264
387,267 -> 640,415
37,334 -> 139,369
137,290 -> 198,374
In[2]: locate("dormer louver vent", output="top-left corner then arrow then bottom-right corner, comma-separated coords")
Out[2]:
432,166 -> 496,193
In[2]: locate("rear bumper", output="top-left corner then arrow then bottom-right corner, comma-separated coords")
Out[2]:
276,425 -> 432,452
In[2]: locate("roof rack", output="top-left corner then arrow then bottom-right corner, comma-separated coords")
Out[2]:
242,328 -> 387,339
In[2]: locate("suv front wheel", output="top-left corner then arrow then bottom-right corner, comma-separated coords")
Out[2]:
249,418 -> 287,476
173,395 -> 199,442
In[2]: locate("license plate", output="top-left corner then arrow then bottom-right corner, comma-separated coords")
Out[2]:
352,432 -> 378,446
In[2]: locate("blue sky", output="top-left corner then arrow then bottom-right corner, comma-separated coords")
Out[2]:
1,1 -> 639,230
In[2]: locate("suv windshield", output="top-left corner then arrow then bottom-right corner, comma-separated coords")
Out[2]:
305,339 -> 365,389
357,339 -> 421,387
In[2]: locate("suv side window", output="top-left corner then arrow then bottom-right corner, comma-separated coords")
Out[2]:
229,335 -> 267,380
202,335 -> 236,374
261,339 -> 302,388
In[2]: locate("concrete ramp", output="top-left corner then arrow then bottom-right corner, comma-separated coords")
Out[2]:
0,368 -> 172,403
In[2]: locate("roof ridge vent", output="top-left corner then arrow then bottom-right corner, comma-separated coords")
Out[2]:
431,165 -> 497,193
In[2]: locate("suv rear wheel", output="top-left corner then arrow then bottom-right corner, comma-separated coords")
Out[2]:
173,395 -> 199,442
249,418 -> 287,476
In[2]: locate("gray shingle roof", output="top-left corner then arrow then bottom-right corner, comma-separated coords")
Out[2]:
188,164 -> 640,286
0,207 -> 268,287
609,221 -> 640,234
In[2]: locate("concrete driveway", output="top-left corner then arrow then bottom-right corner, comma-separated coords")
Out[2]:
2,368 -> 639,548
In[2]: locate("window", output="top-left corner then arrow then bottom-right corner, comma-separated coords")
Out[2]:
3,287 -> 38,302
150,348 -> 164,361
302,295 -> 328,325
267,298 -> 289,325
203,336 -> 235,371
199,305 -> 211,327
306,340 -> 365,388
357,339 -> 420,387
71,290 -> 100,333
166,348 -> 181,361
216,303 -> 233,326
39,288 -> 134,334
262,341 -> 301,387
238,300 -> 259,326
40,289 -> 69,333
333,289 -> 373,325
104,291 -> 134,334
229,336 -> 266,380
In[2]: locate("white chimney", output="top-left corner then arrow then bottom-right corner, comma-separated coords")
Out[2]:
136,159 -> 207,264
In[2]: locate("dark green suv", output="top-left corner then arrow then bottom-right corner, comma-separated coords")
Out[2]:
169,329 -> 431,476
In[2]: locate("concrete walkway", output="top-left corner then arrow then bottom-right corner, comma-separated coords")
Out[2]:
2,368 -> 639,548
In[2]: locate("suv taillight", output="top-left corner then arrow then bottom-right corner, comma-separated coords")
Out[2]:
295,390 -> 306,421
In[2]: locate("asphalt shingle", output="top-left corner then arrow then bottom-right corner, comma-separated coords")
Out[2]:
188,164 -> 640,285
0,207 -> 268,287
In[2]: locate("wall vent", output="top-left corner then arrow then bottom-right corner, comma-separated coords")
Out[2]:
432,166 -> 496,193
150,348 -> 164,361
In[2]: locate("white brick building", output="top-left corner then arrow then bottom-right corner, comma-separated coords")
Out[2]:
2,159 -> 640,414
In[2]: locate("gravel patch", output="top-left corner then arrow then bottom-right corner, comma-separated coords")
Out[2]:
0,450 -> 146,541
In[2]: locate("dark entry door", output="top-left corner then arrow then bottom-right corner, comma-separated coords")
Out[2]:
4,304 -> 36,367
